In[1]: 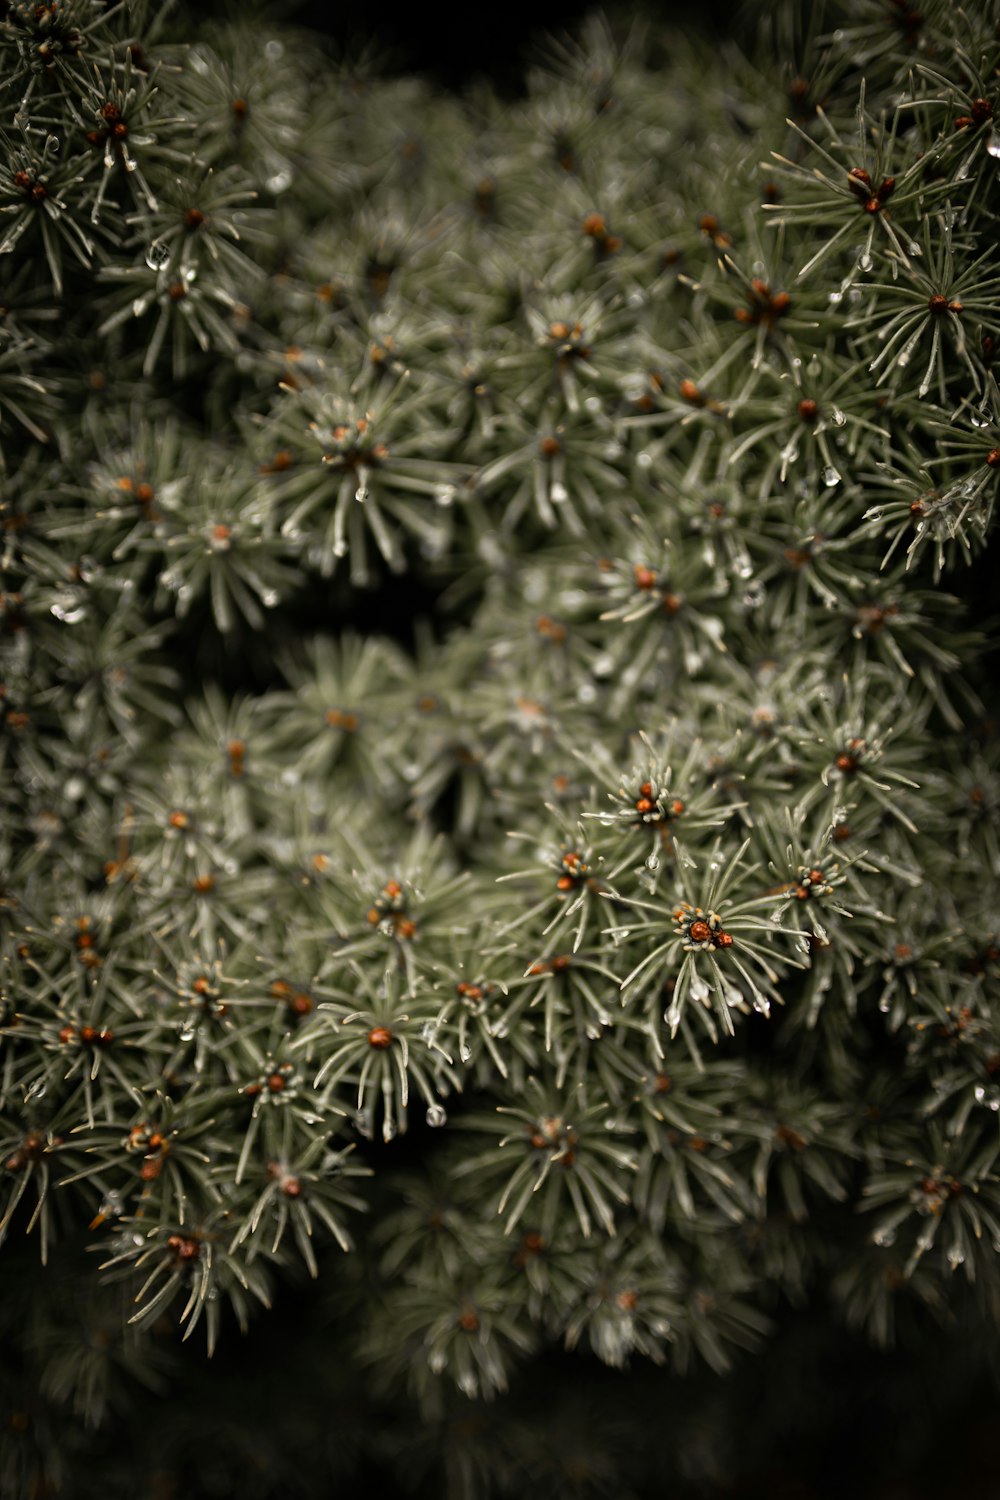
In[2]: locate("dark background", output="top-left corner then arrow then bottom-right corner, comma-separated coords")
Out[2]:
286,0 -> 738,94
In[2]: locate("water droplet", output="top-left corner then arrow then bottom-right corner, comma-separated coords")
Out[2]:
435,486 -> 455,507
751,994 -> 770,1018
823,466 -> 840,488
858,253 -> 873,272
828,291 -> 843,305
261,589 -> 279,607
381,1114 -> 397,1142
806,355 -> 822,377
636,451 -> 653,469
25,1079 -> 47,1100
986,132 -> 1000,160
742,581 -> 765,608
969,410 -> 990,428
645,853 -> 660,872
872,1225 -> 896,1247
550,482 -> 568,503
946,1246 -> 966,1270
50,601 -> 86,623
459,1041 -> 472,1063
179,1022 -> 196,1041
145,241 -> 170,271
426,1103 -> 447,1127
45,134 -> 59,154
264,38 -> 285,60
689,973 -> 710,1004
266,168 -> 293,195
974,1084 -> 1000,1111
831,408 -> 846,427
99,1190 -> 123,1218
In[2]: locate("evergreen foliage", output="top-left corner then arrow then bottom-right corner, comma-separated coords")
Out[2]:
1,0 -> 999,1492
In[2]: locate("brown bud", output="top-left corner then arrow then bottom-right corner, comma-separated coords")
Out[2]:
167,1234 -> 200,1261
